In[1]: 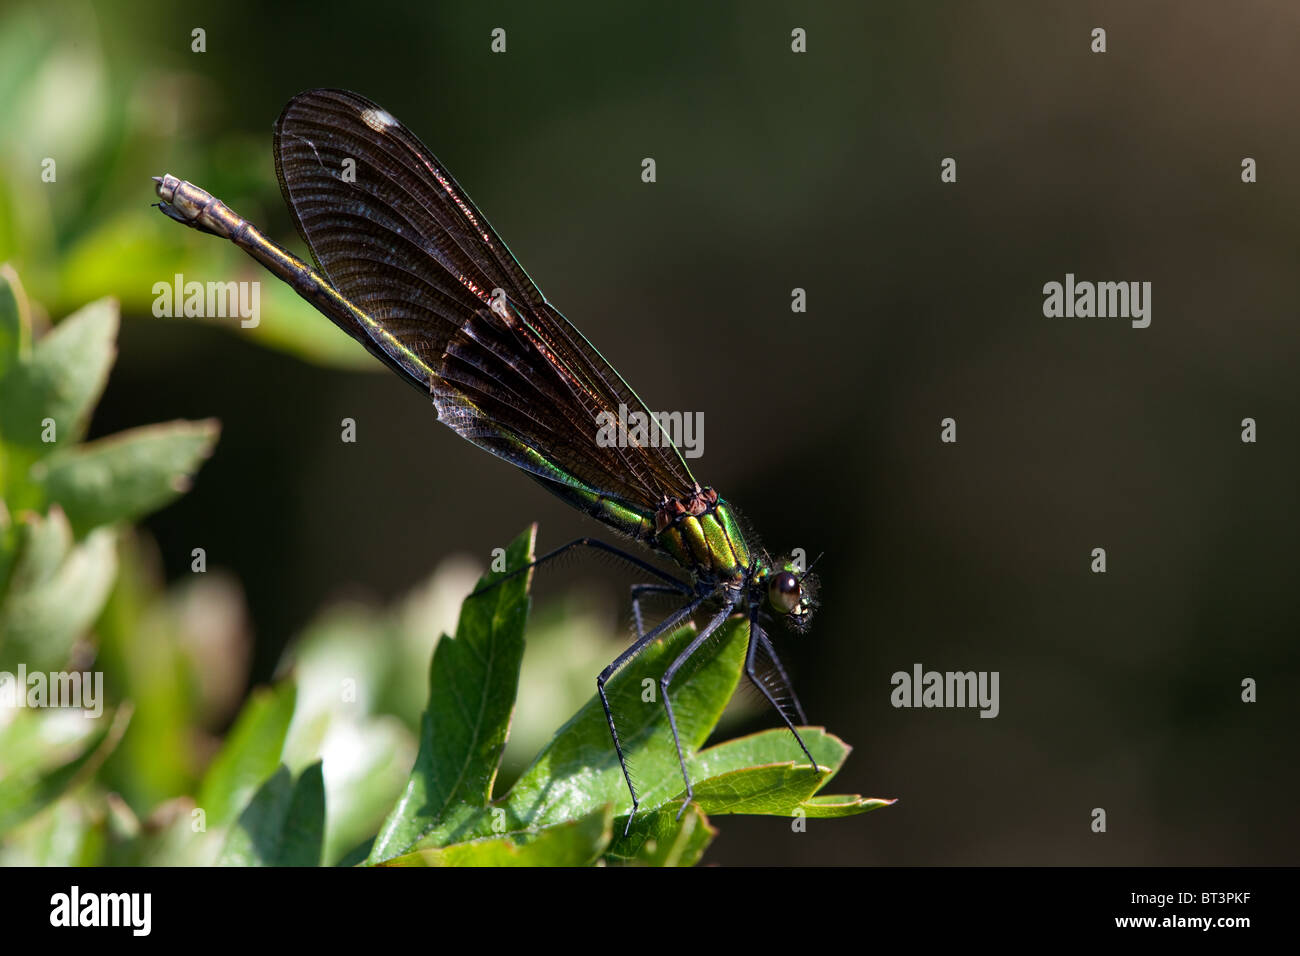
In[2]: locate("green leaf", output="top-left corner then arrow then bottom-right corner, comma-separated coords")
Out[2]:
0,792 -> 108,866
0,295 -> 116,451
500,596 -> 637,778
93,532 -> 207,810
691,726 -> 849,780
0,705 -> 131,834
334,837 -> 375,868
0,509 -> 117,671
278,603 -> 420,864
368,526 -> 535,862
216,762 -> 325,866
4,502 -> 74,591
32,419 -> 220,536
494,615 -> 749,833
0,263 -> 32,380
685,764 -> 831,816
380,804 -> 613,867
319,717 -> 415,867
196,682 -> 297,830
677,727 -> 892,817
797,793 -> 896,818
603,802 -> 715,867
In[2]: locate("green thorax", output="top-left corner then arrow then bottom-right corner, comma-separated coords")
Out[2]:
651,486 -> 753,583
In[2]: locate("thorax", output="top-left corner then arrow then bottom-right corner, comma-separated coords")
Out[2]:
652,486 -> 752,584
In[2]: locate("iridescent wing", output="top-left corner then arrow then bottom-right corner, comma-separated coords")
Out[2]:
272,88 -> 697,509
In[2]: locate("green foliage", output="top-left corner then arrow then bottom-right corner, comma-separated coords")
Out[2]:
0,705 -> 131,834
362,526 -> 891,866
369,528 -> 535,860
196,683 -> 298,831
0,7 -> 375,369
217,763 -> 325,867
34,422 -> 220,538
382,806 -> 615,868
0,515 -> 891,866
0,262 -> 890,866
0,266 -> 220,857
0,267 -> 218,667
0,508 -> 117,671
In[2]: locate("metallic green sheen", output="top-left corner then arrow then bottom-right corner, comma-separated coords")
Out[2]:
507,442 -> 655,540
658,526 -> 691,567
546,480 -> 654,541
715,502 -> 753,571
653,499 -> 754,583
699,513 -> 738,577
680,516 -> 711,567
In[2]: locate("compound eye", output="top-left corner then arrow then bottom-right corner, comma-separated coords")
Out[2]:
768,571 -> 801,614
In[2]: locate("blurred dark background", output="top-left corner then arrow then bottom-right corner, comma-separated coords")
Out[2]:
5,0 -> 1298,864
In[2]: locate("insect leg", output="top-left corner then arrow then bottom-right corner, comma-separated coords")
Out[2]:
630,582 -> 693,639
659,595 -> 741,820
745,604 -> 820,772
471,536 -> 688,599
598,594 -> 707,835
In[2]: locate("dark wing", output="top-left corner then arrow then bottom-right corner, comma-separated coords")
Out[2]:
273,88 -> 697,507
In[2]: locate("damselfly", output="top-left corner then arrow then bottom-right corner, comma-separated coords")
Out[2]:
154,89 -> 824,830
